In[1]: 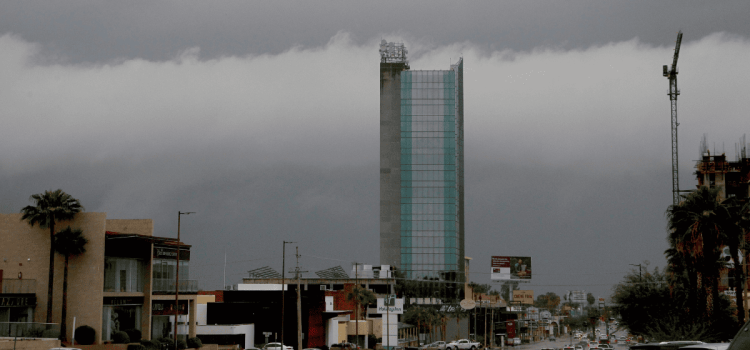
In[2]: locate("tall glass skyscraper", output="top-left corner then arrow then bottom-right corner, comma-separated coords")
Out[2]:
379,41 -> 464,283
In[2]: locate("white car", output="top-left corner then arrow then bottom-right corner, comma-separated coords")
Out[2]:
422,341 -> 447,350
263,343 -> 293,350
446,339 -> 480,350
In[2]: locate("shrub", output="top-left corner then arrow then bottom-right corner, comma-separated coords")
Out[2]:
128,344 -> 147,350
27,327 -> 44,338
113,331 -> 131,344
159,337 -> 176,349
177,339 -> 188,350
187,337 -> 203,349
75,325 -> 96,345
141,339 -> 162,350
125,329 -> 143,343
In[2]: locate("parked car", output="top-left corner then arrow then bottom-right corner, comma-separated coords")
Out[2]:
331,343 -> 360,350
629,341 -> 704,350
681,344 -> 729,350
421,341 -> 447,350
264,343 -> 293,350
446,339 -> 481,350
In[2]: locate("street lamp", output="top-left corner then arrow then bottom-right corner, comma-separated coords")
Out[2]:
281,241 -> 296,346
175,211 -> 195,350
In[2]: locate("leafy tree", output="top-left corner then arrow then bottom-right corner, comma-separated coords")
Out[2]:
20,189 -> 84,323
54,226 -> 88,342
534,292 -> 561,313
586,293 -> 595,306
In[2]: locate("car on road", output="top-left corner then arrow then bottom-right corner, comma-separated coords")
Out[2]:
446,339 -> 480,350
421,341 -> 447,350
264,343 -> 293,350
598,344 -> 613,350
330,343 -> 359,350
681,344 -> 729,350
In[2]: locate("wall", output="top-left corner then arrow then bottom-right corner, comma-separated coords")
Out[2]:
105,220 -> 153,236
0,339 -> 60,350
0,212 -> 107,344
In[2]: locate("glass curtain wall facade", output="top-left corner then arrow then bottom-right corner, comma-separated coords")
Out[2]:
400,69 -> 459,279
380,41 -> 464,283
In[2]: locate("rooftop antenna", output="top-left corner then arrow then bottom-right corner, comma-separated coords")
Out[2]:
663,30 -> 683,206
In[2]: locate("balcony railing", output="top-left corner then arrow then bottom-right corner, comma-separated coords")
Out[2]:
1,279 -> 36,294
0,322 -> 59,339
152,279 -> 198,293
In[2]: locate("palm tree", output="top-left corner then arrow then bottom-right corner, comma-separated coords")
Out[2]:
54,227 -> 88,342
20,189 -> 84,323
721,197 -> 750,325
666,186 -> 726,318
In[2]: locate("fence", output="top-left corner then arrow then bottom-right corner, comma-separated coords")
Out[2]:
0,322 -> 60,339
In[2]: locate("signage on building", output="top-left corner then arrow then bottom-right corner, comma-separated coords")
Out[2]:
376,297 -> 404,314
491,256 -> 532,282
512,290 -> 534,305
104,297 -> 144,306
154,247 -> 190,260
460,299 -> 476,310
0,295 -> 36,307
152,300 -> 188,315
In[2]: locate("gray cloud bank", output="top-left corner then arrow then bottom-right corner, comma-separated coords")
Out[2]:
2,32 -> 749,298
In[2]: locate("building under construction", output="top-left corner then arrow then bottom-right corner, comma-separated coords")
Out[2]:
694,136 -> 750,201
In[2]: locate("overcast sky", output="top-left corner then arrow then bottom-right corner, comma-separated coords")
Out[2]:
2,1 -> 750,301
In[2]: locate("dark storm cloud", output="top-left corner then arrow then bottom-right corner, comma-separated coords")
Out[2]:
2,1 -> 750,64
2,10 -> 750,298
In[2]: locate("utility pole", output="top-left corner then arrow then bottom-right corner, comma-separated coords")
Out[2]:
629,264 -> 643,282
175,211 -> 194,350
281,241 -> 295,345
353,262 -> 362,349
663,30 -> 684,206
291,247 -> 308,350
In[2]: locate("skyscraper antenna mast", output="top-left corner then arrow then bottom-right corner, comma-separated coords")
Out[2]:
663,31 -> 683,206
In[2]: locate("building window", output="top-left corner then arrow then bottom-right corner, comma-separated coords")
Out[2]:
104,257 -> 146,292
152,259 -> 190,292
102,305 -> 141,341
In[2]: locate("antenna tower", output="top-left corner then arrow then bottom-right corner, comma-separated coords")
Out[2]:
663,31 -> 683,206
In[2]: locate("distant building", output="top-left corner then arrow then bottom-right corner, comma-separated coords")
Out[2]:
379,40 -> 465,287
694,149 -> 750,201
0,213 -> 198,344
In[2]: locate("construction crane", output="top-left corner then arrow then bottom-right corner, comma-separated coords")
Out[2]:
664,31 -> 683,206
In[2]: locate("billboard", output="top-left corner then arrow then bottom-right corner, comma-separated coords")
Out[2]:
569,290 -> 585,303
512,290 -> 534,305
491,256 -> 532,281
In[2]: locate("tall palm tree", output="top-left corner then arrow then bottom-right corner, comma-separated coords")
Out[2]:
54,227 -> 88,342
20,189 -> 84,323
721,198 -> 750,325
666,186 -> 725,318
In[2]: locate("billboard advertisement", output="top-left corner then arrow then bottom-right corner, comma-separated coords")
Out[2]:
491,256 -> 532,281
569,290 -> 585,303
512,290 -> 534,305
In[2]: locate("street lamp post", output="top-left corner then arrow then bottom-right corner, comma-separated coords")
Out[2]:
175,211 -> 195,350
281,241 -> 295,346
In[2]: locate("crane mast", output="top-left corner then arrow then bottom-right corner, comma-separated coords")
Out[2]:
664,31 -> 683,206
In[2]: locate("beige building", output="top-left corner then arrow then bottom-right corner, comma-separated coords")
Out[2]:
0,213 -> 198,344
